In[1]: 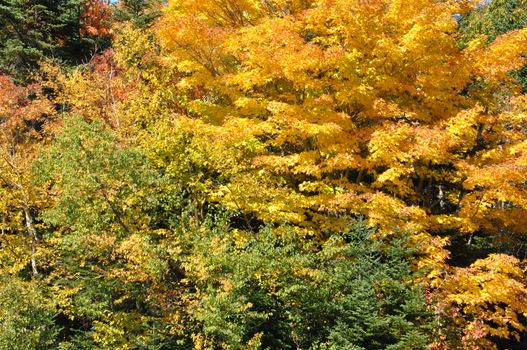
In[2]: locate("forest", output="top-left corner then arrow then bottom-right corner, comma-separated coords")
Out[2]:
0,0 -> 526,349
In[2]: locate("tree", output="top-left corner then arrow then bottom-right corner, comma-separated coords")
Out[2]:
181,219 -> 432,349
0,0 -> 523,348
112,0 -> 162,29
431,254 -> 527,350
154,0 -> 527,246
35,116 -> 187,348
0,74 -> 55,276
0,0 -> 111,81
458,0 -> 527,93
0,276 -> 59,349
151,0 -> 527,346
459,0 -> 527,46
31,116 -> 434,349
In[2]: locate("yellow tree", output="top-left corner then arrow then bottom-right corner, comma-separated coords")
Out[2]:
431,254 -> 527,350
152,0 -> 527,347
0,75 -> 55,275
155,0 -> 527,244
42,50 -> 126,130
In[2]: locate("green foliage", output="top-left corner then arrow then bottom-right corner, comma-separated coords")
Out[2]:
0,276 -> 59,349
459,0 -> 527,46
181,218 -> 433,349
458,0 -> 527,91
0,0 -> 109,80
36,116 -> 161,236
34,116 -> 185,349
113,0 -> 162,28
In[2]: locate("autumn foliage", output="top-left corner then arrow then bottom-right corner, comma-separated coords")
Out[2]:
81,0 -> 113,37
0,0 -> 526,349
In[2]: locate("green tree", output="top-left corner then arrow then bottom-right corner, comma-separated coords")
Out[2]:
0,276 -> 59,350
0,0 -> 110,81
35,116 -> 185,349
182,219 -> 433,349
459,0 -> 527,46
113,0 -> 162,29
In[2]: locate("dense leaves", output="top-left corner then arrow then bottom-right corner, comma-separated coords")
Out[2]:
0,276 -> 58,349
0,0 -> 112,81
1,0 -> 527,349
183,222 -> 432,349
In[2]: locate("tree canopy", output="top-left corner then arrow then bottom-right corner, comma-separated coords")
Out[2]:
0,0 -> 526,349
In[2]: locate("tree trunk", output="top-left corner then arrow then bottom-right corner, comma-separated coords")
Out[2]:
23,206 -> 38,276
